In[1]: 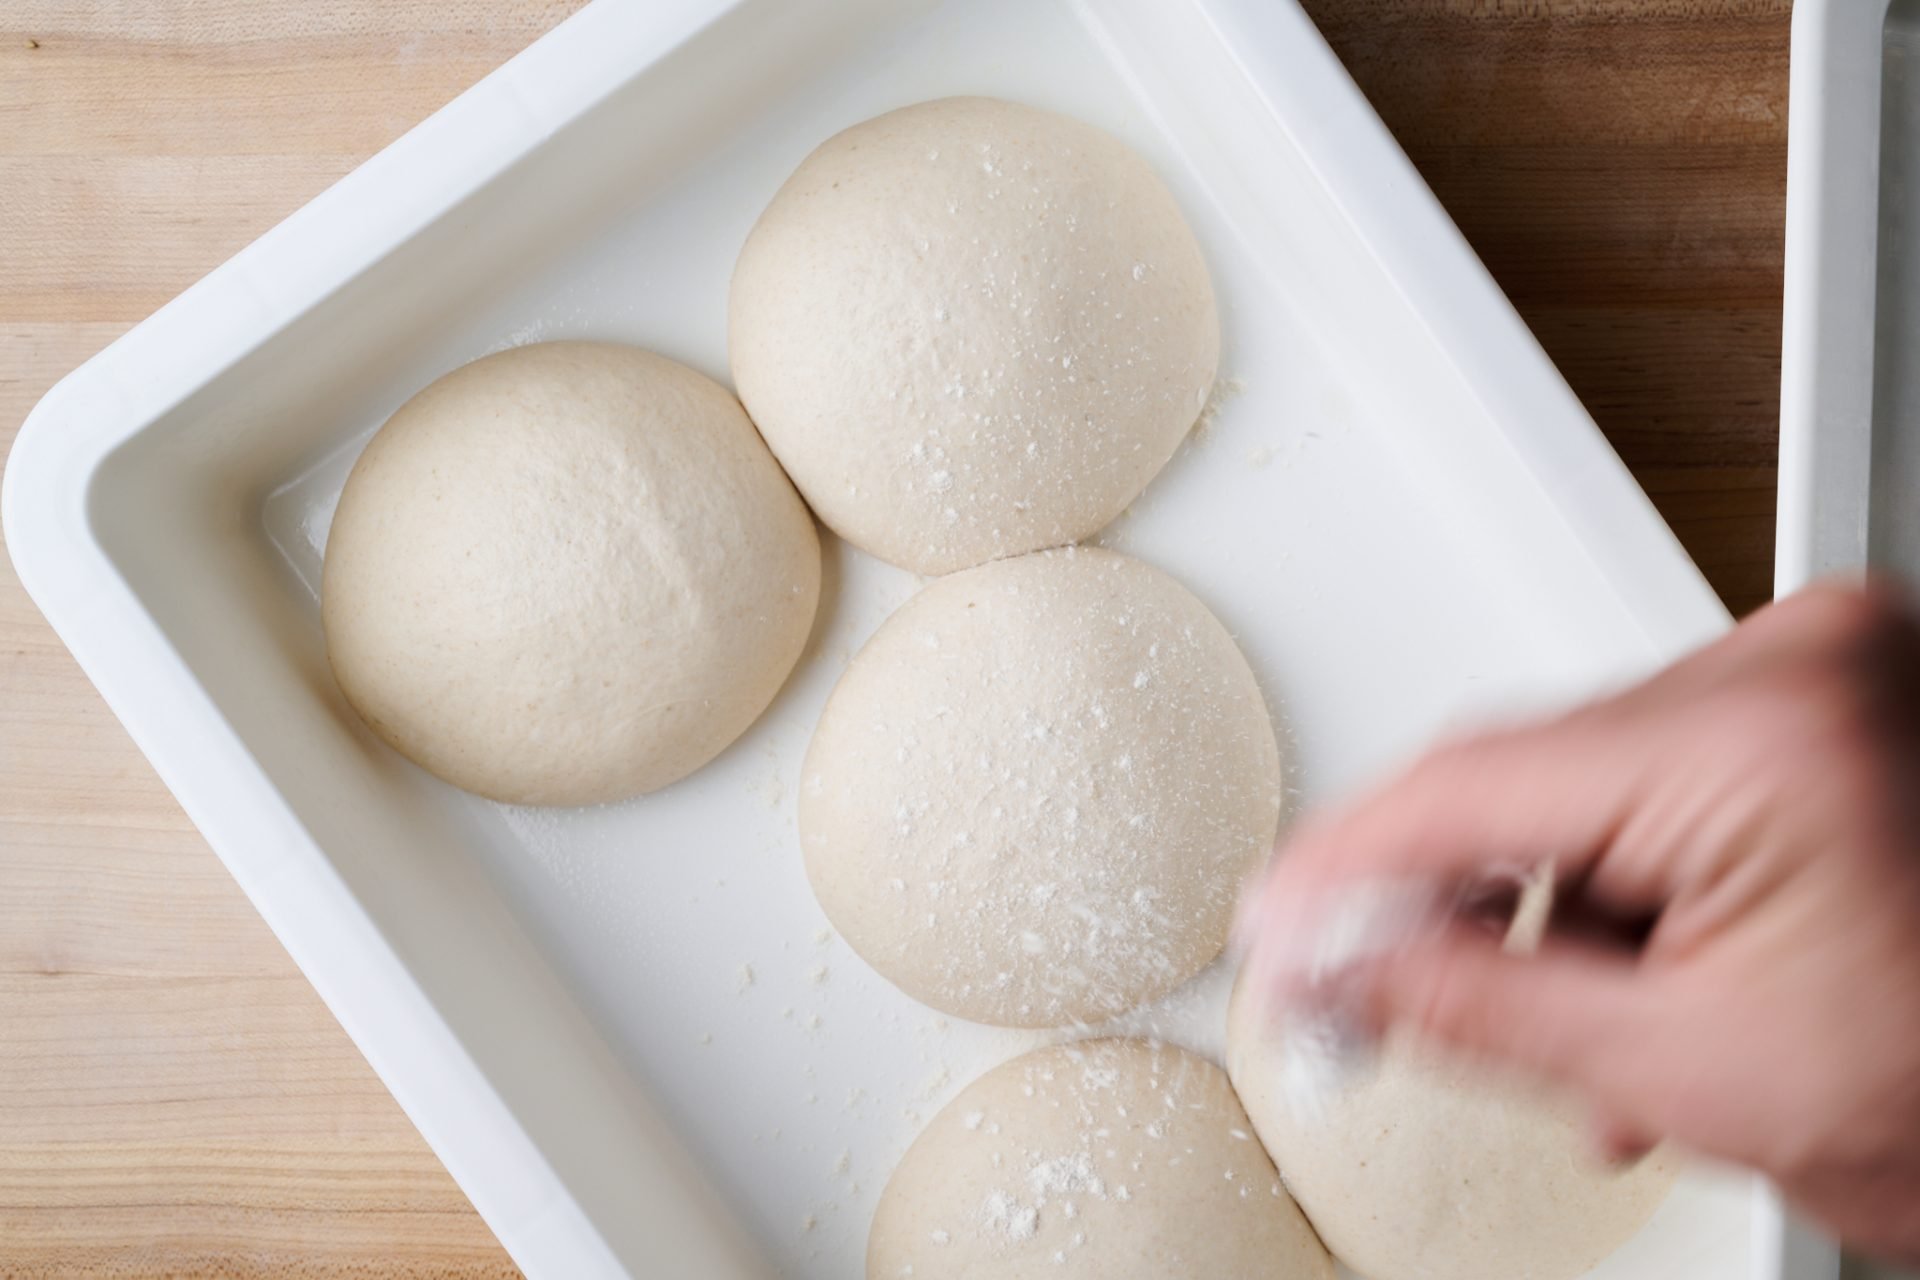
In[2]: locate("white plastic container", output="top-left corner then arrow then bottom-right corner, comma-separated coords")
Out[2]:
1778,3 -> 1913,1277
1780,0 -> 1920,593
4,0 -> 1807,1275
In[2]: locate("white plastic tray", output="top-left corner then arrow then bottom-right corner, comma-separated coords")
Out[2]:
1778,3 -> 1910,1277
1780,0 -> 1920,596
4,0 -> 1799,1276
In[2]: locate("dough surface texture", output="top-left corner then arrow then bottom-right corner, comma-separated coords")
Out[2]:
1226,975 -> 1677,1280
801,547 -> 1280,1027
730,96 -> 1219,574
324,341 -> 820,806
869,1038 -> 1336,1280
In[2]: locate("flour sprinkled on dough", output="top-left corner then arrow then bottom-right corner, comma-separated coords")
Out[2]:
730,97 -> 1219,575
323,342 -> 820,806
869,1039 -> 1333,1278
801,547 -> 1281,1028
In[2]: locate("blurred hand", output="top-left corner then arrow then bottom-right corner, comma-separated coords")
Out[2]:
1237,582 -> 1920,1263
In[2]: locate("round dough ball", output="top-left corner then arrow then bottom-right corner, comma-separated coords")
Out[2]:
730,96 -> 1219,575
870,1039 -> 1335,1280
801,547 -> 1280,1026
323,341 -> 820,806
1226,979 -> 1677,1280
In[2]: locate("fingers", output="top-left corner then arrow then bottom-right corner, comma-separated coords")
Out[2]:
1266,714 -> 1652,905
1358,923 -> 1666,1112
1239,589 -> 1838,941
1230,715 -> 1650,999
1253,582 -> 1897,921
1281,583 -> 1905,888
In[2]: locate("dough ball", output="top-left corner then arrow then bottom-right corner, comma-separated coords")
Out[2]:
730,96 -> 1219,575
801,547 -> 1280,1026
323,342 -> 820,806
870,1038 -> 1335,1280
1226,978 -> 1677,1280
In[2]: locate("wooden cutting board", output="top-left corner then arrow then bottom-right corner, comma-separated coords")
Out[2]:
0,1 -> 1788,1275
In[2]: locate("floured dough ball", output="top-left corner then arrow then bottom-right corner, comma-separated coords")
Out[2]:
730,96 -> 1219,575
323,341 -> 820,806
870,1038 -> 1334,1280
801,547 -> 1280,1026
1226,977 -> 1678,1280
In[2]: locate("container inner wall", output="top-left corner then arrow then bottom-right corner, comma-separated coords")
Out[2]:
1874,0 -> 1920,578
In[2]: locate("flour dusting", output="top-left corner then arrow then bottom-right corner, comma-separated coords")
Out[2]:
801,547 -> 1282,1028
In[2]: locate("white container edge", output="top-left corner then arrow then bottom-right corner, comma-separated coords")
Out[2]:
2,0 -> 1807,1275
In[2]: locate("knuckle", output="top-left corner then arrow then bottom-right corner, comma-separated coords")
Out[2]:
1721,662 -> 1876,751
1786,581 -> 1897,642
1765,667 -> 1857,731
1787,582 -> 1920,670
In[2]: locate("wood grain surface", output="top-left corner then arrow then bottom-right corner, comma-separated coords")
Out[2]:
0,1 -> 1787,1274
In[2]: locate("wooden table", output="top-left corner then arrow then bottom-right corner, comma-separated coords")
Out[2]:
0,2 -> 1788,1274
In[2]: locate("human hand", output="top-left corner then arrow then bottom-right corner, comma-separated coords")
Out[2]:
1235,583 -> 1920,1263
